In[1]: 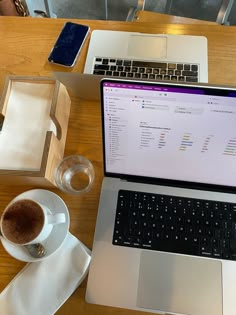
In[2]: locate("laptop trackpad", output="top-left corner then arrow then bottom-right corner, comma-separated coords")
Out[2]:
127,35 -> 167,59
137,251 -> 222,315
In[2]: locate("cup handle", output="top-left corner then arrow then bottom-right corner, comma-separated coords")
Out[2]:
47,213 -> 66,225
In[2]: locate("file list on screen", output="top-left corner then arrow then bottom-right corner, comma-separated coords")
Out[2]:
102,81 -> 236,187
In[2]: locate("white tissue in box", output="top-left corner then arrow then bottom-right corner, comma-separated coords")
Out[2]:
0,81 -> 57,171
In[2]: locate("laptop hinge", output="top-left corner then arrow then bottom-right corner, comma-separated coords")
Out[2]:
116,175 -> 236,194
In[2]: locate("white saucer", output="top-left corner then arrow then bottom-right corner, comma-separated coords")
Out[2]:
0,189 -> 70,262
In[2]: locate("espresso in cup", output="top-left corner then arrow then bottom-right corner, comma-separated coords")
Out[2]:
1,199 -> 45,245
1,198 -> 66,245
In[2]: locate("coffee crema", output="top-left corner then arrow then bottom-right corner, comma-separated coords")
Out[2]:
1,199 -> 44,244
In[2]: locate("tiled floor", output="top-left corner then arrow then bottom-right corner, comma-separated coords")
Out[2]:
50,0 -> 236,25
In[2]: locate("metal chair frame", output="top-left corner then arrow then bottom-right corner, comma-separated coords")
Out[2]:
25,0 -> 55,17
216,0 -> 234,25
125,0 -> 234,25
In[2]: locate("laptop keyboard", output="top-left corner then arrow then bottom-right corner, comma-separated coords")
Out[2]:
113,190 -> 236,261
93,57 -> 199,82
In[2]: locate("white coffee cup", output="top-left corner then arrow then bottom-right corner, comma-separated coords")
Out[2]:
0,198 -> 66,245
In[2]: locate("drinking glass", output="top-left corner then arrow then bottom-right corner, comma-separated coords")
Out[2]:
54,155 -> 95,195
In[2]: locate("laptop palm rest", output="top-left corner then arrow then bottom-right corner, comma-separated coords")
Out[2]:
137,251 -> 222,315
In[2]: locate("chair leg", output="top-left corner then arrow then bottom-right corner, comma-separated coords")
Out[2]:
105,0 -> 108,19
43,0 -> 55,18
126,0 -> 145,21
165,0 -> 173,14
137,0 -> 145,10
216,0 -> 234,25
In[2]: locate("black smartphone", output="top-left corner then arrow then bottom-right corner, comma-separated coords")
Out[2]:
48,22 -> 90,67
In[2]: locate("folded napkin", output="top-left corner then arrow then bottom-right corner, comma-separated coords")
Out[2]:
0,232 -> 91,315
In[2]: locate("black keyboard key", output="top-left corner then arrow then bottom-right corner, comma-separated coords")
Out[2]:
168,63 -> 176,69
231,254 -> 236,260
117,66 -> 124,71
212,245 -> 221,258
184,64 -> 191,70
123,60 -> 131,66
93,70 -> 105,75
177,64 -> 184,70
200,249 -> 212,257
191,64 -> 198,71
160,69 -> 166,75
230,239 -> 236,252
125,66 -> 131,72
167,70 -> 174,75
133,61 -> 167,68
182,70 -> 198,76
94,64 -> 109,70
149,74 -> 155,79
175,70 -> 181,76
232,222 -> 236,237
223,252 -> 231,259
131,67 -> 138,72
153,69 -> 160,74
186,76 -> 198,82
153,239 -> 196,255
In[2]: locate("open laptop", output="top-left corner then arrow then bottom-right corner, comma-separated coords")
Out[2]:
86,78 -> 236,315
83,30 -> 208,83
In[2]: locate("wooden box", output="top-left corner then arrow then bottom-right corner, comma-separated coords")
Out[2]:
0,76 -> 71,187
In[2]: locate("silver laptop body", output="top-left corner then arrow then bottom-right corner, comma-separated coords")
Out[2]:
86,78 -> 236,315
83,30 -> 208,83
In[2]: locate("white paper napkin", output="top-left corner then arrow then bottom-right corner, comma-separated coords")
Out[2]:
0,232 -> 91,315
0,81 -> 57,171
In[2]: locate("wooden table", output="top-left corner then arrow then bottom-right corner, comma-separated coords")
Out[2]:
0,16 -> 236,315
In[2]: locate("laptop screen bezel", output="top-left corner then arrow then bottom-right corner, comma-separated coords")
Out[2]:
100,78 -> 236,193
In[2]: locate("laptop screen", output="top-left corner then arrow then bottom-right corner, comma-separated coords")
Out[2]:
101,79 -> 236,189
